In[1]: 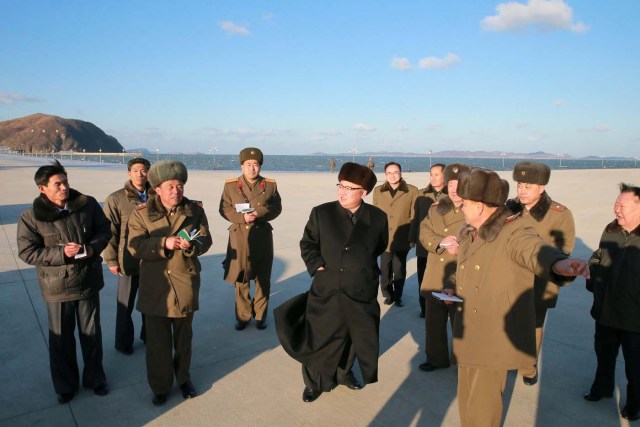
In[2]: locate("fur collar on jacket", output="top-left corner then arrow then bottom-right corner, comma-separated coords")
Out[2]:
33,188 -> 87,222
421,184 -> 447,196
605,219 -> 640,236
459,206 -> 517,243
435,195 -> 460,216
124,180 -> 155,202
506,191 -> 552,222
146,195 -> 198,222
380,178 -> 410,193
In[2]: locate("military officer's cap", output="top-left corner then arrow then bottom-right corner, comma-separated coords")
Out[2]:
512,161 -> 551,185
443,163 -> 472,185
457,167 -> 509,207
148,160 -> 188,188
240,147 -> 264,165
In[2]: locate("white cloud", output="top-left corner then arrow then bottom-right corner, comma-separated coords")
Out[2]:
391,57 -> 412,71
481,0 -> 588,33
0,91 -> 41,104
528,135 -> 540,141
220,21 -> 251,36
354,123 -> 375,132
426,124 -> 443,131
396,125 -> 409,132
595,124 -> 609,132
418,53 -> 460,69
554,99 -> 566,106
262,13 -> 275,22
516,122 -> 529,128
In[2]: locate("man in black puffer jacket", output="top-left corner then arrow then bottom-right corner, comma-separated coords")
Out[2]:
17,160 -> 111,404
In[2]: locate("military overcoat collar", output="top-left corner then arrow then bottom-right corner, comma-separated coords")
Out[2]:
506,191 -> 552,222
146,195 -> 198,223
124,180 -> 154,202
435,195 -> 458,216
605,219 -> 640,236
379,178 -> 410,193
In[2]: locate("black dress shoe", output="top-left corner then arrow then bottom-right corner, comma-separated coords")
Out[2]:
302,387 -> 322,402
256,320 -> 267,330
622,407 -> 640,421
94,383 -> 110,396
522,373 -> 538,386
235,321 -> 248,331
152,393 -> 168,406
57,392 -> 74,404
339,371 -> 363,390
180,380 -> 197,398
418,362 -> 440,372
394,298 -> 405,307
117,346 -> 134,355
383,297 -> 394,305
583,390 -> 613,402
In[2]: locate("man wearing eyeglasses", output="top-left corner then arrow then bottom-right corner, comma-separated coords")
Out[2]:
275,162 -> 388,403
373,162 -> 418,307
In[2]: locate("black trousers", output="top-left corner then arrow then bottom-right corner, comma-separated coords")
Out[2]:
591,321 -> 640,412
47,294 -> 106,394
416,255 -> 427,314
144,313 -> 193,395
425,293 -> 456,367
379,250 -> 409,300
115,274 -> 146,351
302,337 -> 356,392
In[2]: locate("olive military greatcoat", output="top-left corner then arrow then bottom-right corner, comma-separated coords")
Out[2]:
127,195 -> 212,318
275,201 -> 388,390
219,175 -> 282,284
103,180 -> 154,276
419,196 -> 465,294
410,184 -> 444,257
507,192 -> 575,309
373,179 -> 418,252
452,207 -> 572,369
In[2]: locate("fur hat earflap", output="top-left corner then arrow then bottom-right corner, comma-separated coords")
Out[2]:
338,162 -> 377,193
444,163 -> 472,185
148,160 -> 188,188
239,147 -> 264,165
457,167 -> 509,206
512,161 -> 550,185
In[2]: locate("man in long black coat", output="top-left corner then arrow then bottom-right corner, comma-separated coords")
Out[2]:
275,162 -> 388,403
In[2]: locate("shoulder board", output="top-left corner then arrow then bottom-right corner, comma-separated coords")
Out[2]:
135,203 -> 148,210
505,212 -> 521,223
264,178 -> 276,183
550,202 -> 566,212
225,178 -> 238,184
190,200 -> 203,207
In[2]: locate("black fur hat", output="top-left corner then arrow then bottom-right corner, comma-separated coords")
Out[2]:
512,161 -> 550,185
457,167 -> 509,206
443,163 -> 472,185
338,162 -> 377,193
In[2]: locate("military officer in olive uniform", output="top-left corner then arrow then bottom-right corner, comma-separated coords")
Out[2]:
451,167 -> 588,427
128,160 -> 212,405
418,163 -> 470,372
507,161 -> 575,386
220,147 -> 282,331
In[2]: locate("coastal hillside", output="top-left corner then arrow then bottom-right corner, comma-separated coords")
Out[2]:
0,113 -> 123,153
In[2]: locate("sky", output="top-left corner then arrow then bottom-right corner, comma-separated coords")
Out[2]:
1,0 -> 639,157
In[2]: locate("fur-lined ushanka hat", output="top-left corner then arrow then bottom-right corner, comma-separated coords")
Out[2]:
512,161 -> 550,185
148,160 -> 188,188
443,163 -> 472,185
457,167 -> 509,206
338,162 -> 377,193
239,147 -> 264,165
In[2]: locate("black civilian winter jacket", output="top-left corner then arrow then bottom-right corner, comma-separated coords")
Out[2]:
17,189 -> 111,303
587,220 -> 640,332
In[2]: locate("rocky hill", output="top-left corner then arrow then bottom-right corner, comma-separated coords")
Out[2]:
0,113 -> 123,153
